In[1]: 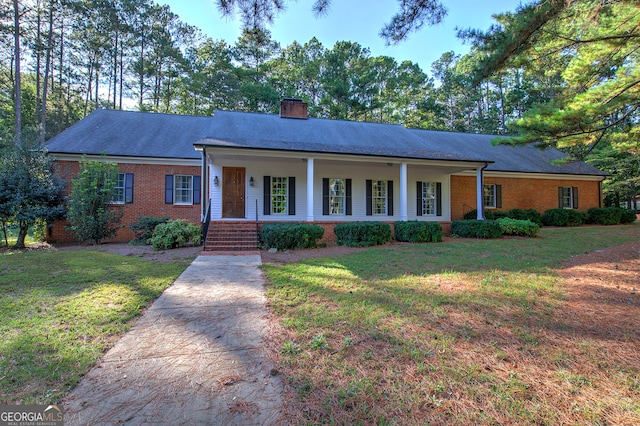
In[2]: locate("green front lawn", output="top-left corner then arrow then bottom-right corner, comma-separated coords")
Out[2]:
0,250 -> 192,404
264,225 -> 640,425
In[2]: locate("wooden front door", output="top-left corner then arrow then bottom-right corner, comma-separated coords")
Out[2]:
222,167 -> 246,218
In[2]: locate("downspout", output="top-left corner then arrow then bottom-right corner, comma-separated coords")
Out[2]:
476,163 -> 489,220
200,145 -> 207,220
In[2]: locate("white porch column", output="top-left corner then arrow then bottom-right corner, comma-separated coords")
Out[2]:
476,165 -> 486,220
307,157 -> 314,222
400,162 -> 408,221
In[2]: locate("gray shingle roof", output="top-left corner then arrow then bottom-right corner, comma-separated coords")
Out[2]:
46,108 -> 607,177
46,109 -> 208,159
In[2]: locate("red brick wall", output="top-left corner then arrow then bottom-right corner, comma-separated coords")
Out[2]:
49,160 -> 202,243
451,175 -> 602,220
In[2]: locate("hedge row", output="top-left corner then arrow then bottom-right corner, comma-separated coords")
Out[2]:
466,207 -> 636,227
451,220 -> 503,239
334,222 -> 391,247
394,221 -> 443,243
464,208 -> 543,226
260,223 -> 324,250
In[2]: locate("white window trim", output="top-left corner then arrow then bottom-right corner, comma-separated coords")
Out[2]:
560,186 -> 574,209
372,180 -> 387,216
329,178 -> 346,215
174,174 -> 194,205
421,181 -> 437,216
271,177 -> 288,215
111,173 -> 126,205
483,184 -> 497,209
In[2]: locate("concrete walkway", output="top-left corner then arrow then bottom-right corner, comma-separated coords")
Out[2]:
62,254 -> 283,425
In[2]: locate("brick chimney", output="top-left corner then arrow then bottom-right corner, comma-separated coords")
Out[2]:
280,98 -> 308,119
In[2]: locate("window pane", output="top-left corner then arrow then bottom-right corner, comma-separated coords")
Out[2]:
112,173 -> 125,203
174,175 -> 193,204
483,184 -> 495,208
272,177 -> 288,214
561,187 -> 572,208
372,180 -> 387,215
422,182 -> 436,215
329,178 -> 345,215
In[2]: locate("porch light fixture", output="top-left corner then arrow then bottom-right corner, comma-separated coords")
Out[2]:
249,177 -> 255,187
213,176 -> 219,186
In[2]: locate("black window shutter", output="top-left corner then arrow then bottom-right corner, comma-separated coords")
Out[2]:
263,176 -> 271,215
436,182 -> 442,216
366,180 -> 372,216
416,182 -> 423,216
495,184 -> 502,209
193,175 -> 201,205
165,175 -> 173,204
322,178 -> 330,215
558,187 -> 563,208
346,179 -> 352,216
387,180 -> 394,216
288,177 -> 296,215
572,186 -> 579,209
125,173 -> 134,204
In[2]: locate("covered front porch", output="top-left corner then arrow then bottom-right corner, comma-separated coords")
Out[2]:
197,147 -> 490,250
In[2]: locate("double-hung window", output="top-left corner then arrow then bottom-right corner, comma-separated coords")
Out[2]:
111,172 -> 134,204
483,184 -> 502,209
164,174 -> 200,205
174,175 -> 194,205
421,182 -> 436,215
329,178 -> 345,214
263,176 -> 296,216
372,180 -> 387,215
322,178 -> 352,216
366,180 -> 393,216
559,186 -> 578,209
271,177 -> 288,214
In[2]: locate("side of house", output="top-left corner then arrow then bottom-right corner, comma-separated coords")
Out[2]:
49,157 -> 201,243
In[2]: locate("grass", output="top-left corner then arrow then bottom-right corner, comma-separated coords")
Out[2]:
0,249 -> 192,405
263,224 -> 640,425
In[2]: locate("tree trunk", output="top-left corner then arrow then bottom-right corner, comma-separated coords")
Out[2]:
41,1 -> 54,144
13,0 -> 21,146
13,221 -> 28,249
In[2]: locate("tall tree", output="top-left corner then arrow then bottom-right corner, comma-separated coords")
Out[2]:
463,0 -> 640,154
215,0 -> 447,45
12,0 -> 21,145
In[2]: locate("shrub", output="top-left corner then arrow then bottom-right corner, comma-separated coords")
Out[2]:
66,159 -> 122,244
496,217 -> 540,237
130,216 -> 169,244
334,222 -> 391,247
260,223 -> 324,250
586,207 -> 622,225
507,208 -> 543,226
394,221 -> 443,243
451,220 -> 503,239
150,219 -> 201,250
464,208 -> 543,225
542,208 -> 586,227
619,208 -> 637,224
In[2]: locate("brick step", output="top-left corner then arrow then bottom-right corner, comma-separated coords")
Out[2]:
204,221 -> 258,251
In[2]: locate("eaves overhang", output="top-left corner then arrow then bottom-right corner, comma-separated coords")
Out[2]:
194,138 -> 495,167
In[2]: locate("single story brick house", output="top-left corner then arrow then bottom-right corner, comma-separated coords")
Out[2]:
46,99 -> 607,249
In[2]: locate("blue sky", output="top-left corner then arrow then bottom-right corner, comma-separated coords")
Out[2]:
159,0 -> 523,72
